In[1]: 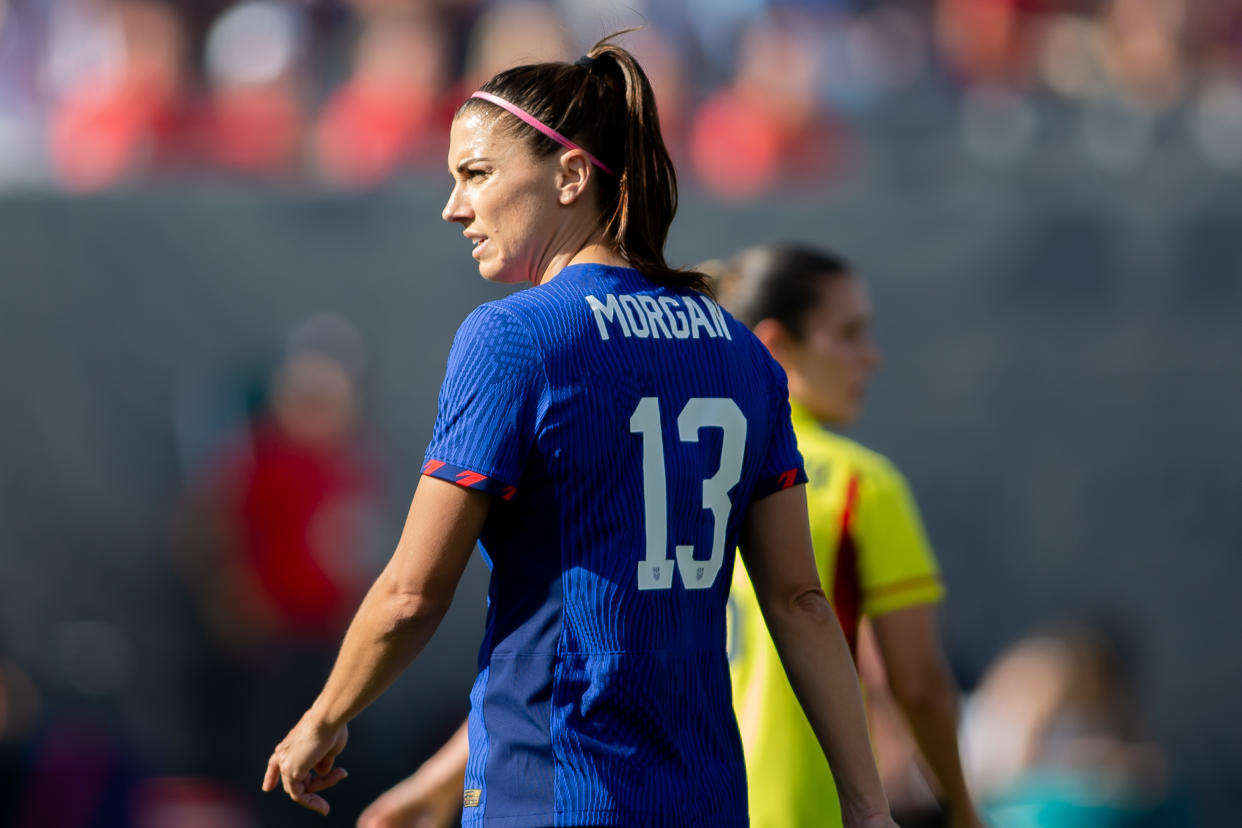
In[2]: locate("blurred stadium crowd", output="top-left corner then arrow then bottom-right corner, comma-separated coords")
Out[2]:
1,0 -> 1242,197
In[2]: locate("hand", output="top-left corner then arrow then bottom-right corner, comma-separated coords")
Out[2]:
356,758 -> 464,828
262,714 -> 350,816
356,780 -> 460,828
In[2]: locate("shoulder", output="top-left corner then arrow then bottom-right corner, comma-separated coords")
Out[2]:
452,297 -> 540,351
803,429 -> 909,491
838,439 -> 922,519
464,275 -> 606,344
712,301 -> 788,386
442,299 -> 549,392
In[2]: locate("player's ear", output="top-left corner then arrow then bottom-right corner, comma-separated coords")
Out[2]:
753,318 -> 795,363
555,150 -> 591,206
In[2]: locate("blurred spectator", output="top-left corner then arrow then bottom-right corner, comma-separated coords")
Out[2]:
1097,0 -> 1187,113
172,315 -> 384,795
3,622 -> 148,828
1032,11 -> 1110,101
934,0 -> 1043,86
690,10 -> 850,199
0,0 -> 53,187
11,712 -> 141,828
615,25 -> 692,163
0,0 -> 1238,191
314,3 -> 450,187
47,0 -> 191,190
201,0 -> 311,177
822,6 -> 932,110
460,0 -> 572,92
129,776 -> 256,828
961,623 -> 1194,827
1189,72 -> 1242,171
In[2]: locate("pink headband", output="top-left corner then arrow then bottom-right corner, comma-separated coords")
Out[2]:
470,91 -> 615,176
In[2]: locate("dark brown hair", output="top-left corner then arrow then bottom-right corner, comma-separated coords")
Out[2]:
711,244 -> 853,339
457,31 -> 710,294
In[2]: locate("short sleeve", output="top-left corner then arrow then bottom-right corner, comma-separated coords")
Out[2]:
751,362 -> 807,500
855,461 -> 945,616
422,303 -> 545,500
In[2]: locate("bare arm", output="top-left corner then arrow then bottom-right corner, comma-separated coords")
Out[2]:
262,476 -> 489,815
357,719 -> 469,828
739,485 -> 895,828
871,605 -> 985,828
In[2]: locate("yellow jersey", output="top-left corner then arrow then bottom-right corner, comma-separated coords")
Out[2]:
728,399 -> 945,828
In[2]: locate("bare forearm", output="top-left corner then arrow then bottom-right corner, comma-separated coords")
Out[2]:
359,720 -> 469,828
307,577 -> 449,730
893,680 -> 976,819
872,605 -> 981,825
765,590 -> 890,825
419,719 -> 469,785
264,479 -> 485,817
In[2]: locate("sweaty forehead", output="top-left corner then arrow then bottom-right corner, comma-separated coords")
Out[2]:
447,111 -> 509,163
449,105 -> 548,166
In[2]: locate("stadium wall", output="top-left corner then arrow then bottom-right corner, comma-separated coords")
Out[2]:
0,175 -> 1238,820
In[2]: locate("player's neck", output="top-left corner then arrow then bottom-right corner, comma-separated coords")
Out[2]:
538,240 -> 628,286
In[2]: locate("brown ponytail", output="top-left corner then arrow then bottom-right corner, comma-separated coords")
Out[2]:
458,31 -> 712,295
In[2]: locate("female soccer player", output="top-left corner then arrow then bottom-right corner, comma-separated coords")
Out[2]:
262,36 -> 896,828
716,244 -> 984,828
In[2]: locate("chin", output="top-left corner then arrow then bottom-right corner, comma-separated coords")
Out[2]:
476,260 -> 506,282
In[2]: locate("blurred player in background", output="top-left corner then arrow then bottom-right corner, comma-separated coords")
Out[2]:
172,314 -> 381,806
962,622 -> 1191,827
262,35 -> 897,828
713,244 -> 984,828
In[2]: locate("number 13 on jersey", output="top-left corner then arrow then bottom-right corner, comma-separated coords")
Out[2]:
630,396 -> 747,591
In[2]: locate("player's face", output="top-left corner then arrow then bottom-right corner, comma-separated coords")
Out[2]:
784,274 -> 880,427
442,111 -> 564,284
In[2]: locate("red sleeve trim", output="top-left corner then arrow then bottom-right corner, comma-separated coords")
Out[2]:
421,458 -> 518,500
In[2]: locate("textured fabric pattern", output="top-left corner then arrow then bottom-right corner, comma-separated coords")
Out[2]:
423,264 -> 805,827
728,398 -> 945,828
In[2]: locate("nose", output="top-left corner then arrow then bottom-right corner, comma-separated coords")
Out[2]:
442,182 -> 470,224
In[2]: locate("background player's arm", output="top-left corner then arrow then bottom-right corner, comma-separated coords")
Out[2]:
739,484 -> 896,828
263,476 -> 489,815
871,605 -> 985,828
357,719 -> 469,828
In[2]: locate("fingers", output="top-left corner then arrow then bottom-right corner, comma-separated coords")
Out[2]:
262,722 -> 350,815
264,754 -> 347,815
282,767 -> 301,800
262,754 -> 281,792
286,769 -> 347,816
293,788 -> 332,816
306,767 -> 348,793
283,774 -> 330,816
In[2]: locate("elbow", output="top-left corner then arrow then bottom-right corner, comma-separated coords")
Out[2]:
375,582 -> 452,636
786,585 -> 838,628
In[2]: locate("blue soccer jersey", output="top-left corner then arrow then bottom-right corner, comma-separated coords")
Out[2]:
422,263 -> 806,827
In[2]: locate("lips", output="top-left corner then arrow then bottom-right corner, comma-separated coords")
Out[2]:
464,232 -> 488,259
